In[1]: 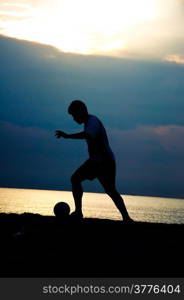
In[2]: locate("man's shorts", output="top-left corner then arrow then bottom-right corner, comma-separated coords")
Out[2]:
72,158 -> 116,188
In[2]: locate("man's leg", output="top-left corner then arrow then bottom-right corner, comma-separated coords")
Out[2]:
105,187 -> 131,221
71,172 -> 83,215
70,160 -> 94,217
98,160 -> 133,221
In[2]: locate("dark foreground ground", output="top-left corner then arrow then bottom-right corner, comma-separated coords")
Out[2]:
0,213 -> 183,277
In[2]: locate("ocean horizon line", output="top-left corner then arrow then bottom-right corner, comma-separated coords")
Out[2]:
0,186 -> 184,201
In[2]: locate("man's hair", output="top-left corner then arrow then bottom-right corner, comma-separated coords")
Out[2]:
68,100 -> 88,115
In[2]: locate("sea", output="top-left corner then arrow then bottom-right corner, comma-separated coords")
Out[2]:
0,188 -> 184,224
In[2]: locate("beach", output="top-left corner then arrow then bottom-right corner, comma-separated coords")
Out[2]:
0,212 -> 183,278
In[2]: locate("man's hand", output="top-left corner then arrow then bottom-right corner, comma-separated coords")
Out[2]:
55,130 -> 89,139
55,130 -> 68,139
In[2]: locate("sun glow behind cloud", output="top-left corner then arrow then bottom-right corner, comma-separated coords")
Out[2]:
0,0 -> 184,60
0,0 -> 159,55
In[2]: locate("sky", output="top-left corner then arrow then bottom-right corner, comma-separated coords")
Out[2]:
0,1 -> 184,198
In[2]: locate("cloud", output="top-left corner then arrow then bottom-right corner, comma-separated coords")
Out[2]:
108,125 -> 184,197
0,0 -> 31,15
152,125 -> 184,155
164,54 -> 184,64
1,2 -> 30,8
109,125 -> 184,161
0,120 -> 86,189
0,0 -> 32,34
0,121 -> 50,139
1,34 -> 184,131
0,13 -> 29,21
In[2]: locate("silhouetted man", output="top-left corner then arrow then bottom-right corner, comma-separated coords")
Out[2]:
55,100 -> 133,222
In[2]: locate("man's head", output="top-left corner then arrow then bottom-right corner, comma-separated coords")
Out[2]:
68,100 -> 88,124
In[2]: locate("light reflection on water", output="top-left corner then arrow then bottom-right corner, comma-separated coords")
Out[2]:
0,188 -> 183,224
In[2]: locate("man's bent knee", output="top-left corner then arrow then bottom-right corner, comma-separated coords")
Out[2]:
71,172 -> 83,186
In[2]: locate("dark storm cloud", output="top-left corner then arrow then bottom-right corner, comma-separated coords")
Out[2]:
108,125 -> 184,198
0,121 -> 86,189
1,35 -> 184,131
0,36 -> 184,197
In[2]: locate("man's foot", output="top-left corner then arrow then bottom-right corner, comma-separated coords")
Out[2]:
70,210 -> 83,220
122,216 -> 134,224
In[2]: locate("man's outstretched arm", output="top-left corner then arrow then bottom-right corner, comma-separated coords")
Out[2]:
55,130 -> 89,139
